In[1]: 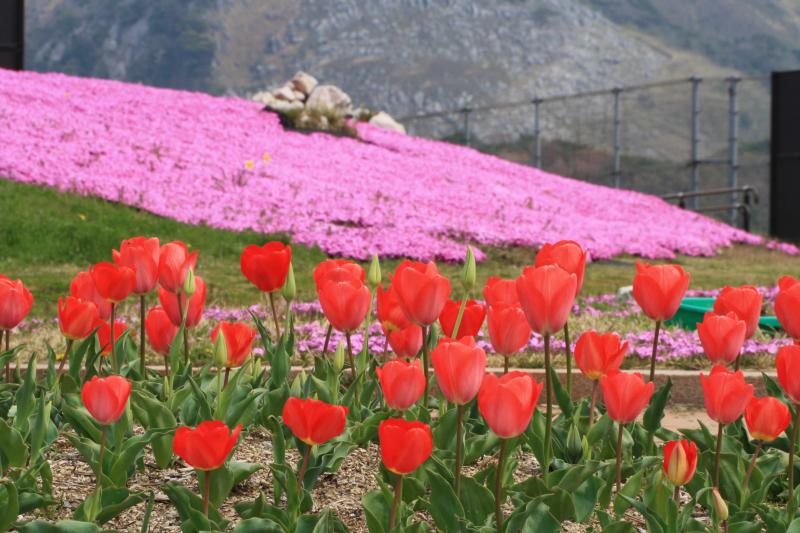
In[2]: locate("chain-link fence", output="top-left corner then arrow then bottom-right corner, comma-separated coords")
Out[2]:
400,76 -> 771,233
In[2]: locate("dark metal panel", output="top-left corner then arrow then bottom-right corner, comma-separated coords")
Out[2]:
0,0 -> 24,70
770,70 -> 800,240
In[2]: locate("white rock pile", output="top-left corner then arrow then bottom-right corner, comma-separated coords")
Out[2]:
252,72 -> 406,134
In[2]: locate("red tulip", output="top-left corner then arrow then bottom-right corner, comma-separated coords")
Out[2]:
0,277 -> 34,330
535,240 -> 587,295
145,307 -> 178,356
776,344 -> 800,404
240,242 -> 292,293
663,440 -> 698,486
81,375 -> 131,425
574,331 -> 628,380
318,277 -> 371,333
377,283 -> 412,333
632,262 -> 690,322
600,371 -> 654,424
745,396 -> 791,442
96,319 -> 129,355
379,418 -> 433,475
158,241 -> 198,293
58,296 -> 99,340
173,420 -> 242,471
387,324 -> 424,359
697,312 -> 746,365
776,276 -> 800,340
713,285 -> 763,339
700,365 -> 754,424
90,262 -> 136,303
314,259 -> 365,290
112,237 -> 160,294
70,271 -> 111,320
211,321 -> 257,367
158,276 -> 206,328
439,298 -> 486,338
377,359 -> 426,410
515,265 -> 577,335
282,397 -> 348,446
393,260 -> 451,326
478,371 -> 543,438
483,276 -> 521,307
431,337 -> 486,405
486,304 -> 531,356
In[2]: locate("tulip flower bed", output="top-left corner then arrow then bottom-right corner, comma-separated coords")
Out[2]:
1,236 -> 800,533
0,68 -> 767,263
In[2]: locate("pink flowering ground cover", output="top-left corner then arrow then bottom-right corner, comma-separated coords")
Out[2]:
0,69 -> 763,261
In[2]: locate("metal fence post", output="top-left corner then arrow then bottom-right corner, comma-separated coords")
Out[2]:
727,77 -> 740,226
532,98 -> 542,168
612,88 -> 622,188
689,77 -> 701,209
462,108 -> 472,147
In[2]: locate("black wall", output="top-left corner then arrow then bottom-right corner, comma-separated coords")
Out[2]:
771,70 -> 800,241
0,0 -> 24,70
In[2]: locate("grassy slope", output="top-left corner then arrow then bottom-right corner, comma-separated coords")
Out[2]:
1,178 -> 797,319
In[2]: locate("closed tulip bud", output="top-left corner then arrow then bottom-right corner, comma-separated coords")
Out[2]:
600,371 -> 654,424
711,488 -> 728,521
461,246 -> 476,292
213,328 -> 228,368
183,267 -> 196,297
367,255 -> 381,290
565,422 -> 583,464
744,396 -> 791,442
333,341 -> 346,373
777,344 -> 800,404
282,262 -> 296,302
776,276 -> 800,340
700,365 -> 754,424
663,440 -> 698,486
173,420 -> 242,471
282,397 -> 348,446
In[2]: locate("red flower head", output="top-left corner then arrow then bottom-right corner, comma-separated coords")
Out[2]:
318,276 -> 371,333
745,396 -> 791,443
379,418 -> 433,475
282,397 -> 348,446
211,321 -> 257,368
240,242 -> 292,293
483,276 -> 520,307
535,240 -> 587,295
632,262 -> 690,322
0,277 -> 34,331
158,241 -> 198,293
713,285 -> 763,339
112,237 -> 160,294
574,330 -> 628,381
439,298 -> 486,339
90,262 -> 136,304
600,371 -> 654,424
776,276 -> 800,340
431,336 -> 486,405
173,420 -> 242,471
145,306 -> 178,356
515,265 -> 577,335
158,276 -> 206,328
377,359 -> 426,410
70,271 -> 111,320
387,324 -> 424,359
314,259 -> 365,292
486,304 -> 531,356
58,296 -> 99,341
663,440 -> 698,487
478,371 -> 543,438
377,283 -> 412,334
697,312 -> 746,365
393,260 -> 451,327
700,365 -> 754,424
776,344 -> 800,404
96,319 -> 129,355
81,375 -> 131,425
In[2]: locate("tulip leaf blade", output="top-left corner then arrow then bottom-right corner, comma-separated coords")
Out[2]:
427,471 -> 465,533
643,378 -> 672,433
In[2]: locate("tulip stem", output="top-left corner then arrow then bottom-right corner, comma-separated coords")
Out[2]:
455,404 -> 465,497
673,485 -> 680,504
139,295 -> 147,376
503,355 -> 509,375
743,441 -> 762,493
588,380 -> 599,432
202,470 -> 211,516
389,474 -> 403,530
297,445 -> 311,489
178,297 -> 189,364
96,426 -> 107,493
345,332 -> 357,381
382,335 -> 389,363
3,330 -> 10,382
564,321 -> 573,397
495,438 -> 507,529
422,326 -> 430,409
223,367 -> 230,389
58,338 -> 74,375
322,323 -> 332,357
713,422 -> 725,488
648,320 -> 661,383
451,297 -> 468,339
789,406 -> 800,518
615,422 -> 624,492
269,292 -> 282,339
543,332 -> 553,487
110,303 -> 118,372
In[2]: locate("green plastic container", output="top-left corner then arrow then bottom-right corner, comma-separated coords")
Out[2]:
666,297 -> 782,332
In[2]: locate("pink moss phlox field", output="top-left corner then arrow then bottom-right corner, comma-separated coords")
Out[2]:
0,70 -> 763,261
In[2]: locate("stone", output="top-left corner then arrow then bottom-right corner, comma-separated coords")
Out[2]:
252,91 -> 277,106
306,85 -> 352,113
267,100 -> 304,113
292,90 -> 306,102
615,285 -> 634,303
290,71 -> 318,95
368,111 -> 406,134
273,85 -> 297,102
